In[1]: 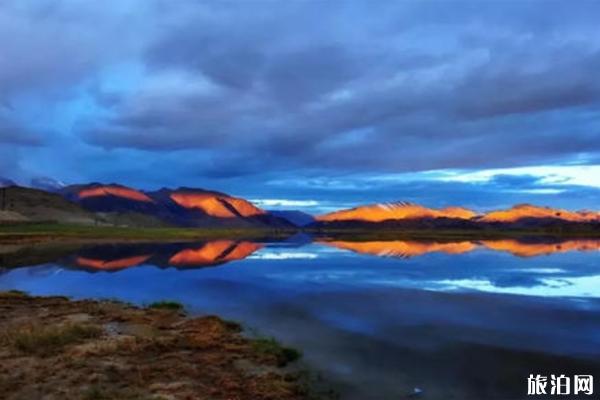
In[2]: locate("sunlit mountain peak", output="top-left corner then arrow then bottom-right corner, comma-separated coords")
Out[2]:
317,201 -> 477,222
78,184 -> 154,203
169,190 -> 266,218
481,204 -> 600,223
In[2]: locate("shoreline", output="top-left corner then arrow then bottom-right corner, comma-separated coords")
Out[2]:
1,223 -> 600,246
0,223 -> 295,245
0,291 -> 329,400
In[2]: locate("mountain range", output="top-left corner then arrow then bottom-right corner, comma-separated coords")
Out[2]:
315,201 -> 600,229
0,183 -> 292,228
0,180 -> 599,230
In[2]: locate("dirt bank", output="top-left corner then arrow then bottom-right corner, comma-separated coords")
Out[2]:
0,291 -> 323,400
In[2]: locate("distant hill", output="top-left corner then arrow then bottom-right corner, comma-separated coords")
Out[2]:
0,186 -> 96,224
317,201 -> 476,223
0,182 -> 297,229
314,201 -> 600,230
0,177 -> 16,188
3,178 -> 598,233
479,204 -> 600,223
59,184 -> 295,228
269,210 -> 315,226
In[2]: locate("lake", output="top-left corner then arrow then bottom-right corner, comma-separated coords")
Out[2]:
1,236 -> 599,399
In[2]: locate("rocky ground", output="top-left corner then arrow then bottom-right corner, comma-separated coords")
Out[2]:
0,291 -> 325,400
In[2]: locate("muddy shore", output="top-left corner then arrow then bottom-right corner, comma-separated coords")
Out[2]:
0,291 -> 327,400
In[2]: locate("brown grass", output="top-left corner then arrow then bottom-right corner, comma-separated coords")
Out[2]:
2,323 -> 102,356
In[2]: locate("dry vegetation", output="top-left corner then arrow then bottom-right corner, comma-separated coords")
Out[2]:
0,291 -> 328,400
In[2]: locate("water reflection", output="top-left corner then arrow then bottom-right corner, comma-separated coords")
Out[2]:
319,238 -> 600,258
75,254 -> 152,270
1,236 -> 600,399
2,237 -> 599,272
320,240 -> 477,257
0,240 -> 263,271
480,239 -> 600,257
168,240 -> 262,267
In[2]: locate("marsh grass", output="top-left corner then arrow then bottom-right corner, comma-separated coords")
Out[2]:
2,323 -> 102,356
0,289 -> 28,298
148,300 -> 184,311
252,337 -> 302,366
0,223 -> 292,242
222,318 -> 243,332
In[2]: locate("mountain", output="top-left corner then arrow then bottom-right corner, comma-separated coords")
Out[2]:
269,210 -> 315,226
158,187 -> 293,228
165,187 -> 265,218
0,186 -> 96,224
316,201 -> 476,223
314,200 -> 600,229
4,178 -> 598,232
0,177 -> 16,188
58,183 -> 168,227
61,183 -> 155,208
479,204 -> 600,223
59,184 -> 295,228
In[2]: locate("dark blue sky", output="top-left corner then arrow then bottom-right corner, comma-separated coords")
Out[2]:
1,1 -> 599,213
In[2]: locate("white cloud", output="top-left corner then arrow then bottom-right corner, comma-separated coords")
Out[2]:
250,198 -> 320,208
436,165 -> 600,188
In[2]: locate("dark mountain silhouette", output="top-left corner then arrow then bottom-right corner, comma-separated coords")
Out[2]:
0,186 -> 96,224
269,210 -> 315,226
0,177 -> 16,188
59,184 -> 295,228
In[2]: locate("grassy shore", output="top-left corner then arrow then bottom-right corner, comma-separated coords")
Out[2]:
1,222 -> 599,246
0,223 -> 294,244
0,291 -> 329,400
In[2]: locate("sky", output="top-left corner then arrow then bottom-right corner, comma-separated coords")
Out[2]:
1,0 -> 600,214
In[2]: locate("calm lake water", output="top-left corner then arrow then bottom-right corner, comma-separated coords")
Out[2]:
1,236 -> 600,399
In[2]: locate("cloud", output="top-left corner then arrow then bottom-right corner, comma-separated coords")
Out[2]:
0,0 -> 600,211
261,166 -> 600,213
250,199 -> 320,208
0,2 -> 151,102
70,1 -> 600,176
0,107 -> 42,145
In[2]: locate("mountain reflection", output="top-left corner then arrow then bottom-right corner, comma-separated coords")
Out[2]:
480,239 -> 600,257
69,240 -> 262,271
75,255 -> 152,270
2,237 -> 599,272
320,238 -> 600,258
321,240 -> 477,258
168,240 -> 262,267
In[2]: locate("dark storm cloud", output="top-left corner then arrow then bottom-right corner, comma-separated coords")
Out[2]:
0,107 -> 41,146
2,0 -> 600,209
453,46 -> 600,118
75,0 -> 600,176
0,2 -> 150,102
